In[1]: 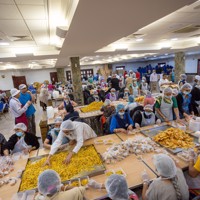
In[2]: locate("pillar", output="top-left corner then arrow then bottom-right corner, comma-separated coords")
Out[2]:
70,57 -> 84,105
56,68 -> 66,84
174,52 -> 185,83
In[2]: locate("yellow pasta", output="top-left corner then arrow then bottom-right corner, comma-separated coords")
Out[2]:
20,145 -> 102,191
81,102 -> 103,113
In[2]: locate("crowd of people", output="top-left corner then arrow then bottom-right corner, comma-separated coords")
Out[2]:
1,68 -> 200,199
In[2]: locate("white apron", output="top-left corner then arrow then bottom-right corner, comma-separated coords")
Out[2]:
141,112 -> 155,127
157,98 -> 173,122
12,136 -> 31,153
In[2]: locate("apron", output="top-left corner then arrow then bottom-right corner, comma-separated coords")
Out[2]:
12,136 -> 31,153
141,112 -> 155,127
132,86 -> 138,97
50,129 -> 69,144
157,97 -> 173,122
14,99 -> 28,127
141,83 -> 148,95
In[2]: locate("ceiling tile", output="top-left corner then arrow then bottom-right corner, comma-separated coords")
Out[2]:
18,5 -> 46,19
15,0 -> 45,5
0,0 -> 14,4
0,5 -> 22,19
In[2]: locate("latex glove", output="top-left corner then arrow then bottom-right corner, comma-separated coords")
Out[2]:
135,123 -> 140,129
189,149 -> 196,161
88,179 -> 103,189
141,171 -> 150,183
5,156 -> 13,165
156,119 -> 161,125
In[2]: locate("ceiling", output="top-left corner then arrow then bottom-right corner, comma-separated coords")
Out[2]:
0,0 -> 199,70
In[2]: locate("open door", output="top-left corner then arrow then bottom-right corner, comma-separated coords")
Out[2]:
12,76 -> 27,88
50,72 -> 58,84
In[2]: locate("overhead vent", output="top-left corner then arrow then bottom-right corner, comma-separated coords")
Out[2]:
9,35 -> 33,42
173,25 -> 200,33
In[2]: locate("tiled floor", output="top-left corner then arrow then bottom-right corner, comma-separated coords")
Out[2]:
0,100 -> 46,140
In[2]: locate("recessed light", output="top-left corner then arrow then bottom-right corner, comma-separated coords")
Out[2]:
0,42 -> 9,46
171,38 -> 178,41
96,55 -> 99,57
135,38 -> 143,42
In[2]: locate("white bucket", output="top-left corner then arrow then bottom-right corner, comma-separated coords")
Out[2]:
47,106 -> 54,119
189,119 -> 200,132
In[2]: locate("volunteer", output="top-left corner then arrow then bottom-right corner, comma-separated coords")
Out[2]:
159,73 -> 170,92
39,85 -> 49,111
141,154 -> 189,200
3,123 -> 39,156
133,104 -> 161,128
143,91 -> 155,106
63,102 -> 79,121
155,87 -> 180,122
191,75 -> 200,115
178,74 -> 187,88
58,95 -> 77,110
44,120 -> 97,165
43,117 -> 69,149
9,88 -> 32,126
118,88 -> 130,100
125,95 -> 138,112
176,83 -> 194,119
35,169 -> 86,200
139,77 -> 149,95
19,84 -> 36,135
130,80 -> 139,97
110,104 -> 134,133
150,70 -> 158,93
106,88 -> 117,102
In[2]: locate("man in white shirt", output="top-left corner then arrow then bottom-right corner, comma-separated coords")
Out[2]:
150,70 -> 158,93
159,74 -> 170,92
9,88 -> 31,126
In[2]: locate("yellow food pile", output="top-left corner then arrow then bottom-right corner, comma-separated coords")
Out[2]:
20,145 -> 103,191
81,101 -> 103,113
153,128 -> 194,149
135,96 -> 144,103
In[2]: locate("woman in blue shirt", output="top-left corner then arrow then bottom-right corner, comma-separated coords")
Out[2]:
110,104 -> 134,133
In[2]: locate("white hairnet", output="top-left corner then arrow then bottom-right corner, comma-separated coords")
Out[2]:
93,90 -> 98,95
54,117 -> 63,124
195,75 -> 200,81
144,104 -> 153,111
104,99 -> 111,106
105,174 -> 129,200
153,154 -> 177,179
111,88 -> 116,92
172,89 -> 179,96
61,120 -> 75,130
10,88 -> 20,97
38,170 -> 61,196
180,74 -> 187,79
163,87 -> 172,94
19,84 -> 26,90
124,88 -> 129,91
14,123 -> 27,132
180,83 -> 192,91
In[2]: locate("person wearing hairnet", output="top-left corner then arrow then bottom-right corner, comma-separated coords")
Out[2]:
155,87 -> 180,122
172,89 -> 179,97
141,154 -> 189,200
124,95 -> 138,112
130,80 -> 140,97
133,104 -> 161,128
44,120 -> 97,165
118,88 -> 130,101
106,88 -> 117,102
110,104 -> 134,133
139,77 -> 149,96
176,83 -> 195,120
178,74 -> 187,88
143,91 -> 155,107
3,123 -> 39,159
35,169 -> 86,200
191,75 -> 200,115
58,95 -> 77,110
43,117 -> 69,149
88,175 -> 139,200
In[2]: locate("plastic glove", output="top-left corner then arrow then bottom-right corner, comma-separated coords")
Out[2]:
141,171 -> 150,183
156,119 -> 161,125
189,149 -> 196,161
135,123 -> 140,129
88,179 -> 102,189
5,156 -> 13,165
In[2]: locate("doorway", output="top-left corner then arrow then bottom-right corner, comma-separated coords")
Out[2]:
50,72 -> 58,84
12,76 -> 27,88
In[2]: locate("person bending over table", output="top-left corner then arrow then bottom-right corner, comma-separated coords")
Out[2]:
143,91 -> 155,107
141,154 -> 189,200
176,83 -> 195,120
106,88 -> 117,102
155,87 -> 180,122
133,104 -> 161,128
44,117 -> 69,149
110,104 -> 134,134
57,95 -> 77,110
118,87 -> 130,101
63,102 -> 79,121
35,169 -> 86,200
3,123 -> 39,161
44,120 -> 97,165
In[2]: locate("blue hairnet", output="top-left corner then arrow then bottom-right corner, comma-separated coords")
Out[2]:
105,174 -> 129,200
128,95 -> 134,103
116,104 -> 125,112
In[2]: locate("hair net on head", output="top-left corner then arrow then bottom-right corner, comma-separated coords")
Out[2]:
142,77 -> 146,80
146,91 -> 152,98
105,174 -> 129,200
195,75 -> 200,81
19,84 -> 26,90
180,83 -> 192,91
104,99 -> 111,106
153,154 -> 177,179
61,120 -> 75,131
124,88 -> 129,92
172,89 -> 179,96
125,74 -> 129,77
116,104 -> 125,112
129,70 -> 133,73
14,123 -> 27,132
144,104 -> 153,111
93,90 -> 98,95
54,117 -> 63,124
38,170 -> 61,196
128,95 -> 134,103
180,74 -> 187,79
163,87 -> 172,94
10,88 -> 20,97
111,88 -> 116,92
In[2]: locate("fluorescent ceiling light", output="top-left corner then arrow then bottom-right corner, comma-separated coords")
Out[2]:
0,42 -> 9,46
112,43 -> 128,50
171,38 -> 178,41
135,38 -> 143,42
